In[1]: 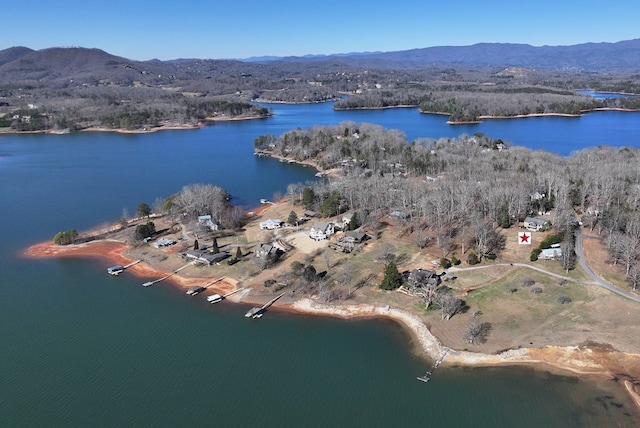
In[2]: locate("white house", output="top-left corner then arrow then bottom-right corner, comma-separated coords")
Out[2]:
153,238 -> 176,248
198,215 -> 219,231
341,212 -> 354,228
259,219 -> 283,230
539,248 -> 562,260
309,221 -> 335,241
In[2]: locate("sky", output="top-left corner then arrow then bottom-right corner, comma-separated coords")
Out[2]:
3,0 -> 639,61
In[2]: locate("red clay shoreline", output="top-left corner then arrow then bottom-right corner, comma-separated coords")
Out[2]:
21,236 -> 640,416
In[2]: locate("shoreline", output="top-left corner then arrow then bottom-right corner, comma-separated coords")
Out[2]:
0,114 -> 271,136
22,237 -> 640,413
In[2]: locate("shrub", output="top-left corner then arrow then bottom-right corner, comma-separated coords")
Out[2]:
530,248 -> 541,261
557,295 -> 572,304
264,279 -> 276,288
467,252 -> 479,265
530,286 -> 543,294
508,287 -> 518,293
523,278 -> 535,287
440,258 -> 452,269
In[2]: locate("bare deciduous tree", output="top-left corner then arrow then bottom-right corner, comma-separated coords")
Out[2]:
464,319 -> 492,344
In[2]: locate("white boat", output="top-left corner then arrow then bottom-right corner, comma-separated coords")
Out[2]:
207,293 -> 223,303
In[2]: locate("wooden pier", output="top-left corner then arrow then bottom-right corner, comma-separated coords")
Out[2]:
245,291 -> 288,319
187,276 -> 227,296
142,262 -> 193,287
207,285 -> 245,304
417,349 -> 449,383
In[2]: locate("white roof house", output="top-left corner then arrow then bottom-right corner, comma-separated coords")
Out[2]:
198,215 -> 219,231
259,219 -> 283,230
309,222 -> 335,241
539,248 -> 562,260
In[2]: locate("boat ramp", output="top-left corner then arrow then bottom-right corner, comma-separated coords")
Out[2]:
245,290 -> 288,319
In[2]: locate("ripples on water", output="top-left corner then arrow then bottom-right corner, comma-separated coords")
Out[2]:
1,105 -> 640,426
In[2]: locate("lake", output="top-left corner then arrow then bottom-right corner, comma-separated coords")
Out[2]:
1,104 -> 640,427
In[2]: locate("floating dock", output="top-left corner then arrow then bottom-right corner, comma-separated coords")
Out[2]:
107,259 -> 142,276
417,349 -> 449,383
245,291 -> 287,319
186,286 -> 206,296
186,277 -> 228,297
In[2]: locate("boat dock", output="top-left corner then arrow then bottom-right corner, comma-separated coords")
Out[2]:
245,290 -> 288,319
207,285 -> 245,304
417,349 -> 449,383
187,276 -> 227,296
142,262 -> 193,287
107,259 -> 142,276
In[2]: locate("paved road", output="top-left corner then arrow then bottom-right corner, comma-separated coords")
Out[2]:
449,230 -> 640,303
574,227 -> 640,303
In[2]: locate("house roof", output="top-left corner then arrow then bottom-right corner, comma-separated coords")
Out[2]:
312,221 -> 332,231
524,217 -> 547,225
184,249 -> 230,264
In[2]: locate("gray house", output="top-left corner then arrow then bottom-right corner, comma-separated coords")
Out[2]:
183,249 -> 230,265
524,217 -> 549,231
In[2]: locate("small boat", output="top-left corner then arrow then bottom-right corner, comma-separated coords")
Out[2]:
260,198 -> 270,204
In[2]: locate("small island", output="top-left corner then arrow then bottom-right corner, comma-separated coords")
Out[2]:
25,122 -> 640,413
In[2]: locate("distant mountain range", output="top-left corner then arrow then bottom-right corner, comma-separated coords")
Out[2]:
1,39 -> 639,84
263,39 -> 640,71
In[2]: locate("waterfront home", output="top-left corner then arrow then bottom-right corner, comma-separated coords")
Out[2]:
331,230 -> 367,253
183,249 -> 230,265
524,217 -> 549,231
259,219 -> 283,230
407,268 -> 441,289
198,215 -> 219,231
309,222 -> 335,241
341,212 -> 354,228
153,238 -> 176,248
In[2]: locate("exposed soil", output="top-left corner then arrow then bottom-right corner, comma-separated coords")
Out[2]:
23,199 -> 640,412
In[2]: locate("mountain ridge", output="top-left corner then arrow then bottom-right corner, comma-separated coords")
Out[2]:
1,38 -> 640,73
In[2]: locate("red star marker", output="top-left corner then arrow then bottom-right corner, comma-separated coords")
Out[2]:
519,232 -> 531,244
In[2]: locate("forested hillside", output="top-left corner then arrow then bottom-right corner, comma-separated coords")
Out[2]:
1,41 -> 640,132
256,122 -> 640,287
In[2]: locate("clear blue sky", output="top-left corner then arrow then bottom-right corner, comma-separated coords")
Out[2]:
3,0 -> 639,60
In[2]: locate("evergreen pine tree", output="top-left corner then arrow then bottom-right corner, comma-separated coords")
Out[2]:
380,261 -> 403,290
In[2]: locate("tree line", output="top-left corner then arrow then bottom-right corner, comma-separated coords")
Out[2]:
256,122 -> 640,289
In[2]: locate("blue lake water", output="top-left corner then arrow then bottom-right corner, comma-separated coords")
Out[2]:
1,104 -> 640,426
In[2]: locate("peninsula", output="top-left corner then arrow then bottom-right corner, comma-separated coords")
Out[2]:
25,124 -> 640,415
